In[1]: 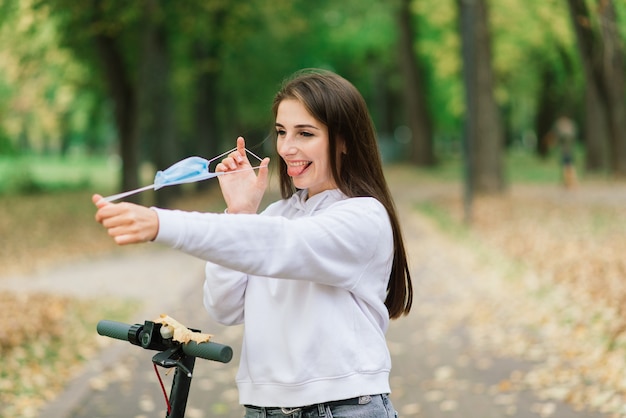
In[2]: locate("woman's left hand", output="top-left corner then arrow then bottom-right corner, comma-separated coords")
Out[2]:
92,194 -> 159,245
216,136 -> 270,214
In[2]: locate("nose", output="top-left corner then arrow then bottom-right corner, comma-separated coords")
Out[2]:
277,135 -> 296,157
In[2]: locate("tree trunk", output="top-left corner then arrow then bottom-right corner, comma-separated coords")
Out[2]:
191,49 -> 220,192
597,0 -> 626,176
397,0 -> 435,166
93,31 -> 139,196
458,0 -> 505,194
191,41 -> 221,192
535,64 -> 562,159
567,0 -> 626,176
188,5 -> 228,191
584,79 -> 609,171
138,0 -> 177,207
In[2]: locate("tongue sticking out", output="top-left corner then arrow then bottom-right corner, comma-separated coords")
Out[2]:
287,162 -> 311,177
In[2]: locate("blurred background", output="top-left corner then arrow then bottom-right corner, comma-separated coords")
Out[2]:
1,0 -> 624,202
2,0 -> 626,417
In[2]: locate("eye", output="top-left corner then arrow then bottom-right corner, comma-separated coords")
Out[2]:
299,131 -> 313,137
276,129 -> 286,136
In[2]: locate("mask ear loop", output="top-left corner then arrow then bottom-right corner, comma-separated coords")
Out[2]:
207,147 -> 236,166
206,147 -> 264,168
244,148 -> 264,163
206,147 -> 265,177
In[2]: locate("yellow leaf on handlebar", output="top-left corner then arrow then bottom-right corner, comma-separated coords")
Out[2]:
154,314 -> 212,344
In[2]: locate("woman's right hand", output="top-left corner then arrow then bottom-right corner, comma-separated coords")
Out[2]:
216,137 -> 270,214
92,194 -> 159,245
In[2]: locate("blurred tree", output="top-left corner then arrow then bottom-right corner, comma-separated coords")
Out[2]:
88,1 -> 141,196
41,0 -> 235,203
5,0 -> 611,193
0,0 -> 97,156
137,0 -> 177,206
567,0 -> 626,176
412,0 -> 463,154
396,0 -> 435,166
533,46 -> 579,159
457,0 -> 505,194
211,0 -> 401,151
185,2 -> 227,174
488,0 -> 582,160
169,0 -> 247,159
583,76 -> 610,171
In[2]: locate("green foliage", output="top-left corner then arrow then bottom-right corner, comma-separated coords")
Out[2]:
0,155 -> 117,195
491,0 -> 582,134
0,0 -> 110,158
0,127 -> 16,156
414,0 -> 464,133
0,161 -> 42,195
0,0 -> 624,179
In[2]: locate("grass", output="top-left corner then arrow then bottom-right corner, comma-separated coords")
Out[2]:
0,154 -> 118,195
406,145 -> 591,185
414,200 -> 469,238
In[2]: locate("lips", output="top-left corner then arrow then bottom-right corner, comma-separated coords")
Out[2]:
286,161 -> 312,177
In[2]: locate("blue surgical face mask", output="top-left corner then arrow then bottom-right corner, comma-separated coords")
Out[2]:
153,156 -> 216,190
102,147 -> 264,202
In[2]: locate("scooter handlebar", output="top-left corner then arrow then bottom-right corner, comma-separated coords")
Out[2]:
97,320 -> 233,363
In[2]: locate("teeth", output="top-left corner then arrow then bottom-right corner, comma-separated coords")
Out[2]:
288,161 -> 310,166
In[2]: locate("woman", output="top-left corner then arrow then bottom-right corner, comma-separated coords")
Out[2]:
93,69 -> 412,417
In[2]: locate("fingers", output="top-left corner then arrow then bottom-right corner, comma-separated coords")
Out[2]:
216,157 -> 244,171
216,158 -> 237,172
105,220 -> 153,245
217,136 -> 270,177
96,203 -> 159,245
232,136 -> 247,165
236,136 -> 245,156
93,200 -> 159,245
217,137 -> 249,172
257,157 -> 271,186
94,201 -> 124,226
92,194 -> 109,209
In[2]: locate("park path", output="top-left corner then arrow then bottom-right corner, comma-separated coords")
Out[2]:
3,169 -> 613,418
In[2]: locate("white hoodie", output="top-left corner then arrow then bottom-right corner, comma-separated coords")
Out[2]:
153,189 -> 394,408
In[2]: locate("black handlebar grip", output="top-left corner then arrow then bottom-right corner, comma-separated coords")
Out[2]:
97,320 -> 132,341
183,340 -> 233,363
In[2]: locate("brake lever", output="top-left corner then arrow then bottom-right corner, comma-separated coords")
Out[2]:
152,346 -> 193,378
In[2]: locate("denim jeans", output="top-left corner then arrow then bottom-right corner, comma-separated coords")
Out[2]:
243,394 -> 398,418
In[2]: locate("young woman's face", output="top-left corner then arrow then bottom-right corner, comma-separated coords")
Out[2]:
276,99 -> 337,197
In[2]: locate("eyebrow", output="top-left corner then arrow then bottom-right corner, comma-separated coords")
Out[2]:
275,122 -> 320,130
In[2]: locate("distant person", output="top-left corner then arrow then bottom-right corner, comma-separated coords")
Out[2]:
92,69 -> 412,417
554,116 -> 578,189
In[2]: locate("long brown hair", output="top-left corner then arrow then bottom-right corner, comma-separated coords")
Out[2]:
272,69 -> 413,319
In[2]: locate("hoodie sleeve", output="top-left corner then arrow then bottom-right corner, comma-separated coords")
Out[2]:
152,197 -> 392,290
203,262 -> 247,325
